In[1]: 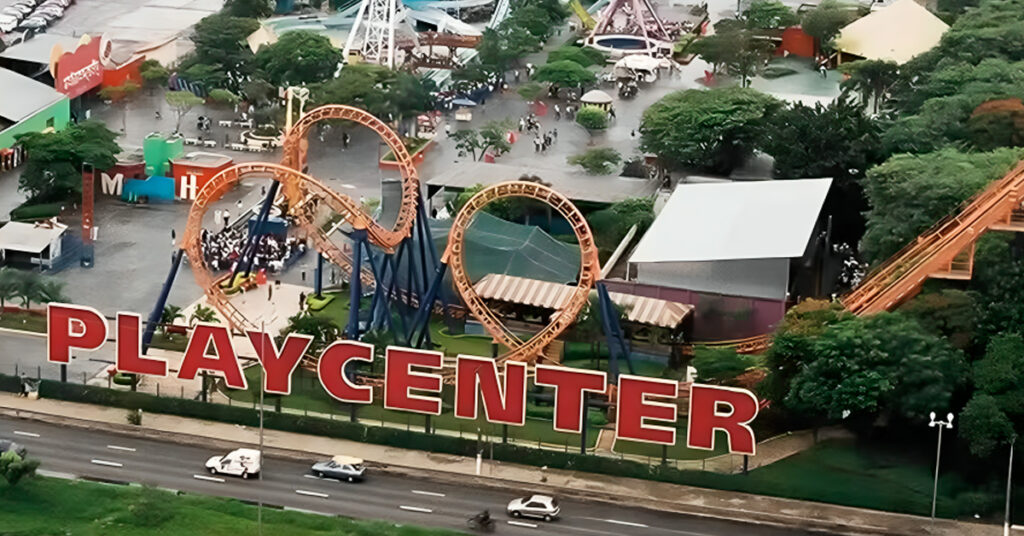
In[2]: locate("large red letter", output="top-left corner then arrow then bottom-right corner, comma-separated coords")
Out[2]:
177,324 -> 247,390
384,347 -> 442,415
47,303 -> 107,364
115,312 -> 167,377
687,383 -> 759,456
615,375 -> 678,445
454,356 -> 527,426
247,330 -> 311,395
534,365 -> 606,433
318,341 -> 374,404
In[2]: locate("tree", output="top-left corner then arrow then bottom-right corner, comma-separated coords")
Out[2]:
786,312 -> 966,426
189,304 -> 219,326
0,451 -> 39,486
743,0 -> 798,29
800,0 -> 857,52
99,80 -> 141,133
242,78 -> 277,107
960,334 -> 1024,456
160,304 -> 185,333
186,14 -> 260,90
15,121 -> 121,202
575,106 -> 608,130
165,91 -> 205,134
568,147 -> 622,174
586,197 -> 655,253
860,148 -> 1024,265
692,346 -> 761,384
208,89 -> 242,106
451,119 -> 513,161
255,30 -> 343,86
224,0 -> 273,18
534,60 -> 596,89
967,98 -> 1024,151
139,59 -> 169,90
760,299 -> 849,407
640,87 -> 781,174
547,46 -> 606,68
839,60 -> 900,114
35,279 -> 68,304
281,312 -> 341,356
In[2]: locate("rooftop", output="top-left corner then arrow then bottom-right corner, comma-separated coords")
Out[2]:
0,34 -> 81,65
0,68 -> 66,124
629,178 -> 832,264
835,0 -> 949,64
427,162 -> 658,204
0,220 -> 68,254
172,152 -> 233,167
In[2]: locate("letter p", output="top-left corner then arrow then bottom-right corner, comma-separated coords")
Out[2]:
48,303 -> 108,364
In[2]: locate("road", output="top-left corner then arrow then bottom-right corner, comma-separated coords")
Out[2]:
0,416 -> 826,536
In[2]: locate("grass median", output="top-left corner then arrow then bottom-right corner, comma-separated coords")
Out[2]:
0,477 -> 461,536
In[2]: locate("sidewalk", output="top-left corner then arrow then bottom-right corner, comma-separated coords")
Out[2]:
0,394 -> 996,536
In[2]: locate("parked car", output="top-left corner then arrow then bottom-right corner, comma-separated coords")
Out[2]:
0,440 -> 28,459
310,455 -> 365,482
506,495 -> 560,521
18,16 -> 47,29
33,10 -> 60,22
2,6 -> 29,17
205,448 -> 261,479
0,16 -> 18,32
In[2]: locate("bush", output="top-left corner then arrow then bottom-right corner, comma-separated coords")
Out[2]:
576,106 -> 608,130
567,147 -> 622,174
208,88 -> 242,105
126,408 -> 143,426
10,202 -> 63,221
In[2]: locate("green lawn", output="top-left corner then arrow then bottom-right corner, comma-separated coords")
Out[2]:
0,477 -> 461,536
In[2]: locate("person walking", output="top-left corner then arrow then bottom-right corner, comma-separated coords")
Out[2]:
554,104 -> 561,120
342,132 -> 350,148
222,209 -> 230,229
299,292 -> 306,310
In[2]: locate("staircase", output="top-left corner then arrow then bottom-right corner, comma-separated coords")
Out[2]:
843,162 -> 1024,315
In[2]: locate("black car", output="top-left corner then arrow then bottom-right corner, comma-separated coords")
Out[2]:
0,440 -> 28,459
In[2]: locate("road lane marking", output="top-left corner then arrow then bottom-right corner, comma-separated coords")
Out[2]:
13,431 -> 39,438
508,520 -> 538,528
193,474 -> 225,483
107,445 -> 136,452
399,505 -> 433,513
411,490 -> 445,497
90,459 -> 123,468
37,470 -> 76,480
295,489 -> 329,498
603,519 -> 649,529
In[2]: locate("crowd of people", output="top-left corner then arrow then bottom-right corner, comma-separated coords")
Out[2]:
201,226 -> 306,274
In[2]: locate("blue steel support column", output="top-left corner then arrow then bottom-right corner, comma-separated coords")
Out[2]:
233,181 -> 280,282
597,282 -> 634,383
314,252 -> 324,299
142,248 -> 185,352
411,263 -> 448,349
346,229 -> 367,339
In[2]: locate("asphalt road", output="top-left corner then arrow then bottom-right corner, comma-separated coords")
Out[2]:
0,416 -> 825,536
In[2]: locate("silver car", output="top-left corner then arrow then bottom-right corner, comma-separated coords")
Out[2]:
507,494 -> 560,521
310,455 -> 366,482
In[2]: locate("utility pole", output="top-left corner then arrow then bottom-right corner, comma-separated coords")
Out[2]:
258,321 -> 265,536
1006,436 -> 1016,536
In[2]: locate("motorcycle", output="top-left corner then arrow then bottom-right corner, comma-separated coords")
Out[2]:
467,511 -> 496,533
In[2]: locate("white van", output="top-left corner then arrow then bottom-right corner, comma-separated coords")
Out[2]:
206,448 -> 261,479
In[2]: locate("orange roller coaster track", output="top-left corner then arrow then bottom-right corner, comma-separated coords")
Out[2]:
443,181 -> 602,365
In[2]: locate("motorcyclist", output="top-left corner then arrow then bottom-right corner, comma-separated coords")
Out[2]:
477,510 -> 491,524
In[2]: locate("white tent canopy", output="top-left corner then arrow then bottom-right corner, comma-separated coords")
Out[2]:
835,0 -> 948,64
580,89 -> 613,105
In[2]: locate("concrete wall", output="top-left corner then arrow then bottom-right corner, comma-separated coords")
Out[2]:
0,97 -> 71,150
633,258 -> 790,301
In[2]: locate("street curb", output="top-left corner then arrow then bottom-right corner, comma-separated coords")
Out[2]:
0,405 -> 953,536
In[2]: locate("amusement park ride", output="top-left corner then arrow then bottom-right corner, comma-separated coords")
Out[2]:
134,105 -> 635,390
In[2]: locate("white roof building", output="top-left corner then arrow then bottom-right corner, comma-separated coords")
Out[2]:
834,0 -> 949,64
628,179 -> 832,301
0,220 -> 68,268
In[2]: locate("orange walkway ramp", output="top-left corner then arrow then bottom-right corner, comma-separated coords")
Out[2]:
843,161 -> 1024,315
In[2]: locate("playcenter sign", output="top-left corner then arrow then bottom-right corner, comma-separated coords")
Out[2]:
46,304 -> 761,455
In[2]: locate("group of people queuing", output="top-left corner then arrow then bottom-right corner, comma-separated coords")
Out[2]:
200,225 -> 306,275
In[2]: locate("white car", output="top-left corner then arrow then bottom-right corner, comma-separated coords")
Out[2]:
205,448 -> 261,479
507,494 -> 560,521
0,16 -> 17,32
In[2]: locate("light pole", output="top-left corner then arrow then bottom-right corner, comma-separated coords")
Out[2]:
257,321 -> 265,536
1006,436 -> 1016,536
929,411 -> 954,520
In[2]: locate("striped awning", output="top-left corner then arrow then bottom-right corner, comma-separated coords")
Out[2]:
473,274 -> 693,329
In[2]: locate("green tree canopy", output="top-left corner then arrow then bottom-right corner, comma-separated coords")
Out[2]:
451,119 -> 514,161
165,91 -> 206,133
15,121 -> 120,202
183,14 -> 260,89
575,106 -> 608,130
743,0 -> 798,29
800,0 -> 858,51
281,312 -> 341,356
224,0 -> 273,18
692,347 -> 761,384
534,60 -> 596,88
568,147 -> 622,174
960,333 -> 1024,456
255,30 -> 343,86
786,312 -> 966,425
547,45 -> 607,68
860,148 -> 1024,265
586,197 -> 655,253
839,59 -> 900,114
139,59 -> 169,89
640,87 -> 782,174
690,26 -> 774,85
0,450 -> 39,486
760,299 -> 850,406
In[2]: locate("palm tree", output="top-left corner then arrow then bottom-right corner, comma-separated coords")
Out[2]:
189,304 -> 220,326
12,271 -> 42,309
281,312 -> 341,356
840,59 -> 900,115
160,304 -> 185,333
35,279 -> 69,304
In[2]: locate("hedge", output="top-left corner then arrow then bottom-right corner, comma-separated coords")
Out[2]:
10,202 -> 63,221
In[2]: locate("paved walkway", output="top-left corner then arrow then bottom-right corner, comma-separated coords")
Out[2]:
0,394 -> 997,536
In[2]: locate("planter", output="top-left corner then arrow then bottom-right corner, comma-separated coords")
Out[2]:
379,139 -> 436,171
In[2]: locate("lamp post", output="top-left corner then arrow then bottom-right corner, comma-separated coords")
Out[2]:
1006,436 -> 1016,536
929,411 -> 954,520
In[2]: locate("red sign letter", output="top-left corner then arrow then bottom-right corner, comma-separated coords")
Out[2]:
115,312 -> 167,377
687,383 -> 759,456
454,356 -> 527,426
318,341 -> 374,404
177,324 -> 247,390
384,347 -> 442,415
247,331 -> 312,395
47,303 -> 107,364
534,365 -> 607,433
615,375 -> 678,445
